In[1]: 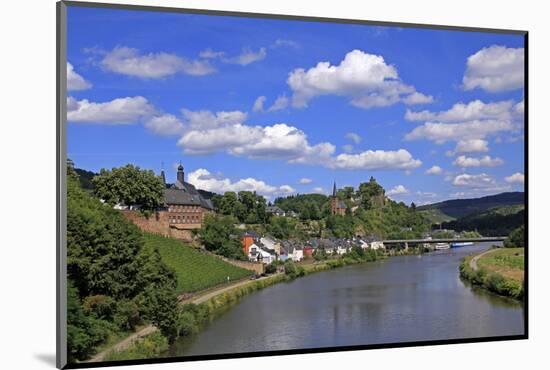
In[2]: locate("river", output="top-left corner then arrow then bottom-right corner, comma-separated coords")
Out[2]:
168,242 -> 524,357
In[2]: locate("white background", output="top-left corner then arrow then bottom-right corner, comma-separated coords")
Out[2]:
0,0 -> 548,369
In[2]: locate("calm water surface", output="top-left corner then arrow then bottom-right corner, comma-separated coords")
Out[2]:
168,243 -> 524,357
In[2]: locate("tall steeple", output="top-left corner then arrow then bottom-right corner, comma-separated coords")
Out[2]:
160,162 -> 166,185
177,162 -> 184,184
332,181 -> 337,197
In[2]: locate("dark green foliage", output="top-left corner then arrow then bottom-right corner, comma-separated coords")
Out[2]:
67,283 -> 112,362
504,225 -> 525,248
113,300 -> 140,331
212,191 -> 267,224
273,193 -> 329,220
74,168 -> 97,191
267,216 -> 299,239
105,331 -> 169,361
442,209 -> 524,236
418,192 -> 524,221
92,164 -> 165,210
325,215 -> 356,238
194,214 -> 246,260
66,168 -> 180,361
264,264 -> 277,274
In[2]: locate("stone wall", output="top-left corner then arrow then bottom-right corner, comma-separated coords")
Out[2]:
216,255 -> 264,275
122,210 -> 197,241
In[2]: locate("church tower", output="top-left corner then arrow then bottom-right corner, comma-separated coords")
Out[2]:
330,181 -> 338,216
177,163 -> 185,184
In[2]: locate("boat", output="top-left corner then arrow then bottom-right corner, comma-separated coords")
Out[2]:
435,242 -> 450,250
450,242 -> 474,248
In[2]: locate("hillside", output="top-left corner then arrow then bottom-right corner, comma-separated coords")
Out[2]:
142,233 -> 250,294
441,207 -> 524,236
418,192 -> 524,223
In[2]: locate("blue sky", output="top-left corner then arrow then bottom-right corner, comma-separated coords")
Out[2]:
66,6 -> 525,205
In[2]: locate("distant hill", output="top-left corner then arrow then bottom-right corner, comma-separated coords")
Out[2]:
74,168 -> 97,191
418,192 -> 525,224
441,207 -> 524,236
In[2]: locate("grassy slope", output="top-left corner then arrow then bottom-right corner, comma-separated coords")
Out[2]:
142,233 -> 250,294
477,247 -> 524,282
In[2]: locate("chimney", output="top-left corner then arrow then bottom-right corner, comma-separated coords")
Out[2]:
177,163 -> 184,184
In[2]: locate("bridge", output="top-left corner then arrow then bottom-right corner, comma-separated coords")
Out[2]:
381,237 -> 506,251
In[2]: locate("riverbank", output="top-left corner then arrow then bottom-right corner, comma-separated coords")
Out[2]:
459,247 -> 524,300
97,249 -> 393,362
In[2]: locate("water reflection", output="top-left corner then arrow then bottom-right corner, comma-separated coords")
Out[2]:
168,242 -> 524,357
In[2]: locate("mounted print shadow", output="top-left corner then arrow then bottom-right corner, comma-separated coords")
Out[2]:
57,1 -> 527,368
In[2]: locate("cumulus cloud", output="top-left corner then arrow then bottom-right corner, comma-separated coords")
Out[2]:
298,178 -> 312,184
453,155 -> 504,168
144,114 -> 184,136
252,96 -> 266,112
224,47 -> 267,66
287,49 -> 433,109
267,95 -> 289,112
425,165 -> 443,175
345,132 -> 362,144
387,185 -> 409,197
452,173 -> 496,187
505,172 -> 524,184
454,139 -> 490,154
101,47 -> 215,78
462,45 -> 524,92
187,168 -> 295,196
175,108 -> 421,171
199,48 -> 225,59
329,149 -> 422,171
67,96 -> 156,124
67,62 -> 92,91
405,99 -> 523,144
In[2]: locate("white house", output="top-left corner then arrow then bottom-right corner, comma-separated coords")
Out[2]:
370,241 -> 385,250
336,245 -> 348,255
286,246 -> 303,262
248,243 -> 275,264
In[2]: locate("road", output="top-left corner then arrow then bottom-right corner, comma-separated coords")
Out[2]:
469,248 -> 496,271
87,274 -> 277,363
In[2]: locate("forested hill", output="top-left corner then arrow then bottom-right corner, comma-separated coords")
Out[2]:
418,192 -> 524,223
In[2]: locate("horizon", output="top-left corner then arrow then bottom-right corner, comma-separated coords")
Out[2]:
67,7 -> 525,206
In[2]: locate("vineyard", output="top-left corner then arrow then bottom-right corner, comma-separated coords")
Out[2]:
143,232 -> 250,294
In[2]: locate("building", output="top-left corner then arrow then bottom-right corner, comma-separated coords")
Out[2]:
330,182 -> 347,216
123,164 -> 214,240
242,231 -> 260,255
266,205 -> 286,217
248,243 -> 275,264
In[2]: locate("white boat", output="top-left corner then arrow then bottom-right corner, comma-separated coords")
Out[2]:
451,242 -> 474,248
435,242 -> 450,250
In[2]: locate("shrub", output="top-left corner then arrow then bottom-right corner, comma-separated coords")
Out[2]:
105,332 -> 169,361
113,300 -> 140,331
82,295 -> 116,321
264,264 -> 277,274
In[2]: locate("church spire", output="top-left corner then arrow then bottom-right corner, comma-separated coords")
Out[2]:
332,181 -> 337,197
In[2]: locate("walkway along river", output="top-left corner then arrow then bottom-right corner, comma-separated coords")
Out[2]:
168,242 -> 524,357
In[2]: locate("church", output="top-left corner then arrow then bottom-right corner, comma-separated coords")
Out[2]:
330,182 -> 347,216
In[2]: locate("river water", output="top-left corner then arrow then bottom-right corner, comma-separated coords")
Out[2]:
168,242 -> 524,357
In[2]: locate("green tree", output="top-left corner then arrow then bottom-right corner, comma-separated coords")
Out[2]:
504,225 -> 525,248
92,164 -> 165,210
195,214 -> 245,259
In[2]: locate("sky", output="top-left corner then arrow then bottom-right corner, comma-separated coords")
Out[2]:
66,6 -> 525,205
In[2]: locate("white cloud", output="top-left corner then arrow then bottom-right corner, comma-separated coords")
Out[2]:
505,172 -> 524,184
515,100 -> 524,114
267,95 -> 289,112
187,168 -> 295,196
387,185 -> 409,197
402,92 -> 434,105
199,48 -> 225,59
252,96 -> 266,112
298,178 -> 312,184
342,144 -> 354,153
345,132 -> 362,144
272,39 -> 300,49
462,45 -> 524,92
101,47 -> 215,78
452,173 -> 496,187
181,109 -> 248,130
287,49 -> 432,109
144,114 -> 184,136
224,48 -> 267,66
454,139 -> 490,154
405,99 -> 523,144
329,149 -> 422,171
67,96 -> 156,124
67,62 -> 92,91
425,165 -> 443,175
453,155 -> 504,168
